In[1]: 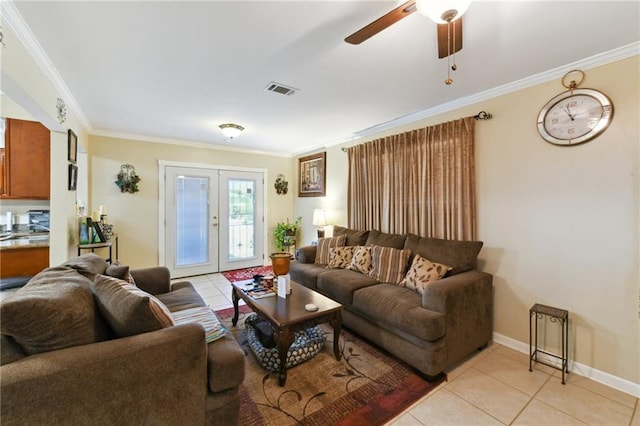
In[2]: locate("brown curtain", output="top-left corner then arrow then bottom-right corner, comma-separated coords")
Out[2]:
347,117 -> 476,240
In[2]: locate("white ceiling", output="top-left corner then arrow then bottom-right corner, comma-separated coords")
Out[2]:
8,1 -> 640,156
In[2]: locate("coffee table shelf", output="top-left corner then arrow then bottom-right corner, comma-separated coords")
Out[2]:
231,280 -> 342,386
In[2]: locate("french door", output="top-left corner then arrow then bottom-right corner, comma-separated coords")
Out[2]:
163,165 -> 264,278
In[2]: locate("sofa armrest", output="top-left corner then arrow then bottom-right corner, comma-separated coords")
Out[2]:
295,245 -> 317,263
130,266 -> 171,295
421,270 -> 493,363
1,324 -> 207,425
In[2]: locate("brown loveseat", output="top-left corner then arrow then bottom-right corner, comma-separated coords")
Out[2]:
0,254 -> 245,425
289,226 -> 493,380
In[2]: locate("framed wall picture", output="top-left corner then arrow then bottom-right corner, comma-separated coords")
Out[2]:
68,129 -> 77,163
298,152 -> 326,197
68,164 -> 78,191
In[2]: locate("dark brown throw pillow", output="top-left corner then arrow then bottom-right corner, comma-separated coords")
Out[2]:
92,275 -> 174,338
1,279 -> 103,355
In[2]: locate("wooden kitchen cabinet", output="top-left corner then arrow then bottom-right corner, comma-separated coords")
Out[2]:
1,118 -> 50,199
0,246 -> 50,278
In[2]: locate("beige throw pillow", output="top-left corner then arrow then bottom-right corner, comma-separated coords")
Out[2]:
92,275 -> 175,337
400,254 -> 452,294
327,246 -> 357,269
348,246 -> 373,274
368,246 -> 412,285
315,235 -> 347,265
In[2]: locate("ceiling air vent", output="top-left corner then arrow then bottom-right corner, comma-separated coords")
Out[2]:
265,82 -> 298,96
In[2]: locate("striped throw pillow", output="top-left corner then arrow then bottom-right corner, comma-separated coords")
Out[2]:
315,235 -> 347,265
171,307 -> 227,343
368,246 -> 412,285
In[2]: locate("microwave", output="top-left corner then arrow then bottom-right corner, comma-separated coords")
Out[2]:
28,210 -> 50,232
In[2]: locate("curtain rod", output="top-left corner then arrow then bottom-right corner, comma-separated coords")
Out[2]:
341,111 -> 493,152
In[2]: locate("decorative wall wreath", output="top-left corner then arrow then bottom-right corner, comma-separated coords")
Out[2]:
115,164 -> 141,193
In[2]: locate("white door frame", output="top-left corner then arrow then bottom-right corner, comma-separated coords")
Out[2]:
158,160 -> 268,271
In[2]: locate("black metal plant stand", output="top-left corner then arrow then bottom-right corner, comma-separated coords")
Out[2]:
529,303 -> 569,384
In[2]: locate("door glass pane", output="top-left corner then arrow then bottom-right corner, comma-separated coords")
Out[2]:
176,175 -> 209,267
228,179 -> 255,260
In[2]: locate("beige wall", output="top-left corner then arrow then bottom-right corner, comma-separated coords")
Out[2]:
1,25 -> 88,264
89,135 -> 294,268
295,56 -> 639,386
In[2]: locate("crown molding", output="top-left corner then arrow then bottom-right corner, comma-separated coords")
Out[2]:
329,42 -> 640,148
1,0 -> 92,132
91,129 -> 293,158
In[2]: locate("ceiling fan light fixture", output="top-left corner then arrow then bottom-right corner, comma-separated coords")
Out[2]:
416,0 -> 471,23
219,123 -> 244,139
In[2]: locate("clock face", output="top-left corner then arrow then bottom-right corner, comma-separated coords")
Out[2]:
537,88 -> 613,145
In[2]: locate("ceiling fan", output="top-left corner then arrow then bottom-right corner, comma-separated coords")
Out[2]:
345,0 -> 467,59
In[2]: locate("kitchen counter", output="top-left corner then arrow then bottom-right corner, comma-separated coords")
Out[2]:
0,233 -> 50,250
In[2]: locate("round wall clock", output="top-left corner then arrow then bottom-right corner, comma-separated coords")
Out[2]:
537,71 -> 614,146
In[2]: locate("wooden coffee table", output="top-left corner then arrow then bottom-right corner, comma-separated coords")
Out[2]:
231,280 -> 343,386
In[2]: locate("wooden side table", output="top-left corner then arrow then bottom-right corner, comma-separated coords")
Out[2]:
529,303 -> 569,384
77,234 -> 118,264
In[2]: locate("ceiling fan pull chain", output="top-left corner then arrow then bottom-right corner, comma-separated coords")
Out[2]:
451,19 -> 458,72
445,21 -> 453,85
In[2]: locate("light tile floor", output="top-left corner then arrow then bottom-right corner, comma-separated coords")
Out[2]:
186,272 -> 640,426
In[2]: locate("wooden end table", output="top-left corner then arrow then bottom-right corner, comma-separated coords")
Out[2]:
231,280 -> 342,386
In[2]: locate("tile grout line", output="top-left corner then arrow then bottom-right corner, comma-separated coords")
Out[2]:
507,370 -> 555,425
444,366 -> 510,425
628,398 -> 639,426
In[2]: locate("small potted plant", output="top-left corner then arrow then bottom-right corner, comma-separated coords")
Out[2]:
274,217 -> 301,252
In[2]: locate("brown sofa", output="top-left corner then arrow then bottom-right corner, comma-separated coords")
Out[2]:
0,254 -> 245,425
289,226 -> 493,380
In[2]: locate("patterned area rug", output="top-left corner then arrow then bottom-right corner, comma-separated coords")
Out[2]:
216,306 -> 444,425
222,266 -> 274,283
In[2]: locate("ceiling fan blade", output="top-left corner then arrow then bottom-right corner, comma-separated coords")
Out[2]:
437,16 -> 463,59
345,0 -> 417,45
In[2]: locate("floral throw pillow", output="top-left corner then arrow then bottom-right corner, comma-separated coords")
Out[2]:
400,254 -> 452,295
327,246 -> 357,269
368,246 -> 412,285
315,235 -> 347,265
348,246 -> 373,274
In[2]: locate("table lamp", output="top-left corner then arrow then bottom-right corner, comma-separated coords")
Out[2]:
312,209 -> 327,239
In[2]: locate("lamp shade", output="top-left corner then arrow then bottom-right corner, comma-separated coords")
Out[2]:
416,0 -> 471,23
312,209 -> 327,227
219,123 -> 244,139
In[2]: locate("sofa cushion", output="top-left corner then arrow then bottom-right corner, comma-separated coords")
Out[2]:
316,268 -> 380,306
156,281 -> 207,311
1,267 -> 109,355
348,245 -> 373,274
332,226 -> 370,246
327,246 -> 357,269
400,254 -> 452,295
365,230 -> 407,249
352,283 -> 446,342
92,275 -> 175,337
288,261 -> 327,290
314,235 -> 346,265
403,234 -> 483,276
368,246 -> 412,285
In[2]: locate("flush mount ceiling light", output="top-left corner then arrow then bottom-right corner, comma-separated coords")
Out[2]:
219,123 -> 244,140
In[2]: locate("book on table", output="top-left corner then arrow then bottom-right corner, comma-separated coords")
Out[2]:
244,287 -> 276,299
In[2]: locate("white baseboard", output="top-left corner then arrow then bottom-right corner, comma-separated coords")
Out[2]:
492,332 -> 640,398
